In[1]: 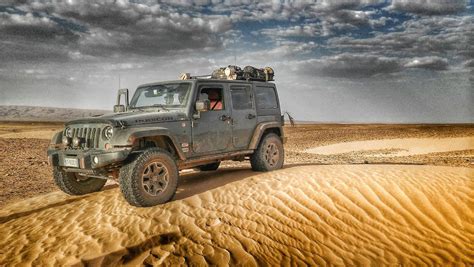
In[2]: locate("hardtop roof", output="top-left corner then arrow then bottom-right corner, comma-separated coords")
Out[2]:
138,79 -> 274,88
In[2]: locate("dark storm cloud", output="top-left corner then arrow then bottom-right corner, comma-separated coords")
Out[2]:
465,60 -> 474,68
0,11 -> 80,64
0,12 -> 79,43
390,0 -> 468,15
328,15 -> 474,60
2,0 -> 232,60
295,54 -> 402,78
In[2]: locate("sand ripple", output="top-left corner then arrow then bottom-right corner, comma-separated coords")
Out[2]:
305,137 -> 474,156
0,165 -> 473,266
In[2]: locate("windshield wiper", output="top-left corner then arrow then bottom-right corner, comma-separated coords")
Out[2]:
130,105 -> 170,112
130,106 -> 148,112
151,104 -> 170,111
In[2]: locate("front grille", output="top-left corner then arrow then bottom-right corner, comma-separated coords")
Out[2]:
66,127 -> 102,149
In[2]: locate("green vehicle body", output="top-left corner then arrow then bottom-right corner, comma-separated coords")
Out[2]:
47,79 -> 285,181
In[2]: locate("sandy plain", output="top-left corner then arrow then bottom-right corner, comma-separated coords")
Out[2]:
0,122 -> 473,266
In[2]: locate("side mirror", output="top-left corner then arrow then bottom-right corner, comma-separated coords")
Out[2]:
115,88 -> 129,113
195,99 -> 210,112
114,105 -> 125,113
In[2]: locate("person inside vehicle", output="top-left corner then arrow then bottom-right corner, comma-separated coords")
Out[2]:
203,89 -> 223,110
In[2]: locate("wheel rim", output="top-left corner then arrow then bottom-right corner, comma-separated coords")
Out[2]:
141,161 -> 169,196
264,142 -> 280,167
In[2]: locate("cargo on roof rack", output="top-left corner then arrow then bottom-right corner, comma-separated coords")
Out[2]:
179,65 -> 274,82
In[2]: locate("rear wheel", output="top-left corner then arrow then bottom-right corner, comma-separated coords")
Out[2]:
250,133 -> 284,172
119,148 -> 178,207
198,161 -> 220,171
53,167 -> 107,195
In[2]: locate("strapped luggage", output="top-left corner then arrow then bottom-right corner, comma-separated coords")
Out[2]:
224,65 -> 243,80
243,66 -> 274,81
211,67 -> 227,79
210,65 -> 275,81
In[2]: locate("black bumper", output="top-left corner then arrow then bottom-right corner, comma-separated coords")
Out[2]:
47,149 -> 130,169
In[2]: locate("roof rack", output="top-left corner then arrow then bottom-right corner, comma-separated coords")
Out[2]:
179,65 -> 274,82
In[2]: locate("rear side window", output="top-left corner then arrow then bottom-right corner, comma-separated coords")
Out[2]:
255,86 -> 278,109
231,86 -> 253,110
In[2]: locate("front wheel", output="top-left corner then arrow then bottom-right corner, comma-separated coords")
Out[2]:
53,167 -> 107,195
119,148 -> 178,207
250,133 -> 284,172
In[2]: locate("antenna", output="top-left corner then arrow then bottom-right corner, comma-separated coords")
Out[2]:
118,74 -> 121,89
233,35 -> 237,66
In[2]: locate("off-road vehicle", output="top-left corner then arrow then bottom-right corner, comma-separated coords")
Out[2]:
48,75 -> 285,206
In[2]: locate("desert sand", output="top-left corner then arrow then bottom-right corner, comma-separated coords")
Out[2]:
305,136 -> 474,157
0,123 -> 473,265
1,165 -> 473,266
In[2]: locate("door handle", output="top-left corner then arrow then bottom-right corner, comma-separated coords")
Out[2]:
247,114 -> 256,119
220,115 -> 231,121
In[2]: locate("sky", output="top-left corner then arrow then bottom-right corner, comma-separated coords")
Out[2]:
0,0 -> 472,123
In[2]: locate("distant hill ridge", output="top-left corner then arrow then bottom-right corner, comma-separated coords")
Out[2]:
0,105 -> 109,122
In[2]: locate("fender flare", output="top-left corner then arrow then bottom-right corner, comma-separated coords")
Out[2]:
50,130 -> 63,144
248,122 -> 284,150
125,129 -> 186,160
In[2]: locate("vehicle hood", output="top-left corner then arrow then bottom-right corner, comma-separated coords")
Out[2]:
65,110 -> 188,127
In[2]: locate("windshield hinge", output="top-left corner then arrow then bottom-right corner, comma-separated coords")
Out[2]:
118,120 -> 126,129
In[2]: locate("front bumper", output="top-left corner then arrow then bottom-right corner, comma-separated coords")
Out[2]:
47,148 -> 130,170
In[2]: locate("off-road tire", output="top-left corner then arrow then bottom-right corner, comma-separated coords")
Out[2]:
53,167 -> 107,195
119,148 -> 178,207
198,161 -> 221,171
250,133 -> 284,172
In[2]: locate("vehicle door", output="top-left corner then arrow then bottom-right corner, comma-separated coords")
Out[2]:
191,83 -> 232,154
229,84 -> 257,149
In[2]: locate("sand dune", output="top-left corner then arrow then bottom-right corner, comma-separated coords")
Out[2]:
0,105 -> 107,122
1,165 -> 473,266
305,137 -> 474,157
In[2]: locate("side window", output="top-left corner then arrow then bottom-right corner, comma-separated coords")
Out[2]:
255,86 -> 278,109
231,86 -> 253,110
199,87 -> 225,111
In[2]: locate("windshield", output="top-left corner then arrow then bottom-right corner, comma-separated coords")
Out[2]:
130,82 -> 192,109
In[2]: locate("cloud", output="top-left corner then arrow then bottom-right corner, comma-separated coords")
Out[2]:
2,1 -> 233,61
0,11 -> 80,43
390,0 -> 468,15
327,15 -> 474,61
318,0 -> 386,10
404,56 -> 449,70
294,54 -> 402,78
464,59 -> 474,68
259,24 -> 321,38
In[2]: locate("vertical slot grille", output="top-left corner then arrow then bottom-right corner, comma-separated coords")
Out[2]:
65,126 -> 102,149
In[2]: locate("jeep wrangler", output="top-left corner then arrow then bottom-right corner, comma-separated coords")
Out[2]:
47,78 -> 285,207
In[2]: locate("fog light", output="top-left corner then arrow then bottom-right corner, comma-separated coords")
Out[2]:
93,156 -> 99,164
72,136 -> 81,147
105,143 -> 112,150
62,136 -> 71,146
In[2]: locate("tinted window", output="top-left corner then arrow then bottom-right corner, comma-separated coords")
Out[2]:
255,86 -> 278,109
231,86 -> 253,110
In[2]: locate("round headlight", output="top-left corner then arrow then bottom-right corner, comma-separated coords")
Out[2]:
62,136 -> 70,146
65,127 -> 73,137
72,136 -> 81,147
103,126 -> 113,140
